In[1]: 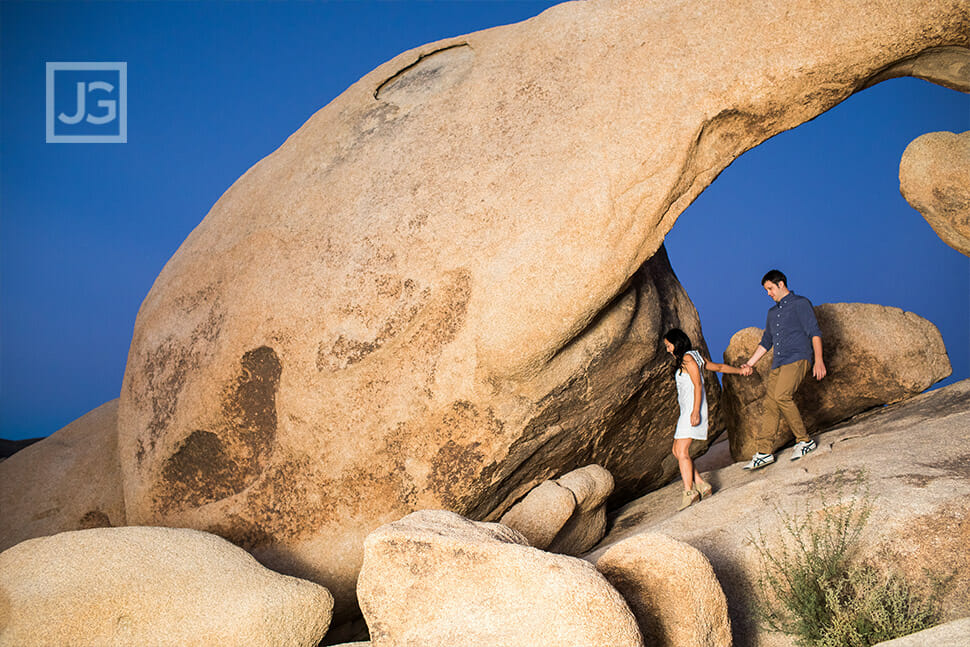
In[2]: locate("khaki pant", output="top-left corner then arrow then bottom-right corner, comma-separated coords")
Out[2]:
756,359 -> 810,454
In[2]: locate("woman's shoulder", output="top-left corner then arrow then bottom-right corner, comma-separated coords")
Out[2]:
683,350 -> 704,370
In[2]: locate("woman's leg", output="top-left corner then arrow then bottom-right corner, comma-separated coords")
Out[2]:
694,467 -> 707,490
672,438 -> 694,491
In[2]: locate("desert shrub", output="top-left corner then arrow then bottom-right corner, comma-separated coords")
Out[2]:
815,563 -> 946,647
751,486 -> 945,646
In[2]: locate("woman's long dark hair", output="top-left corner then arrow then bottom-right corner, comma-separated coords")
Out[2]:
664,328 -> 693,378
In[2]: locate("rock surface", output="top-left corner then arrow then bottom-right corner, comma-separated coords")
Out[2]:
593,379 -> 970,647
357,509 -> 642,647
594,533 -> 732,647
721,303 -> 950,461
900,130 -> 970,257
0,399 -> 125,552
115,0 -> 970,622
872,617 -> 970,646
0,526 -> 333,647
120,240 -> 713,625
500,464 -> 614,554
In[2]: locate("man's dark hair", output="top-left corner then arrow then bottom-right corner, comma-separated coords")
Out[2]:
761,269 -> 787,287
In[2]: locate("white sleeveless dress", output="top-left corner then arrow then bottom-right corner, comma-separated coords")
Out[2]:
674,350 -> 709,440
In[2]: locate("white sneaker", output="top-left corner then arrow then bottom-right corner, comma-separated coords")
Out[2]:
742,452 -> 775,470
790,439 -> 817,461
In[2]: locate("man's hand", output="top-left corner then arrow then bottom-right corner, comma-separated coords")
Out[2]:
691,410 -> 701,426
814,360 -> 827,381
740,364 -> 754,376
811,336 -> 825,381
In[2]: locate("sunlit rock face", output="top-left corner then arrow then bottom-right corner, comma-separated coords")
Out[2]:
593,533 -> 732,647
0,527 -> 334,647
0,400 -> 125,553
900,130 -> 970,257
117,0 -> 970,622
357,510 -> 642,647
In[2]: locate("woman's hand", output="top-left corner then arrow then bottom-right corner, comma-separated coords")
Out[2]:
691,410 -> 701,426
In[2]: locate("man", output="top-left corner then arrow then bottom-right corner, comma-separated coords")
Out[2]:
740,269 -> 826,469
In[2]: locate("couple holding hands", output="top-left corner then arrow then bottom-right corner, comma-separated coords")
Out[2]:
663,269 -> 827,511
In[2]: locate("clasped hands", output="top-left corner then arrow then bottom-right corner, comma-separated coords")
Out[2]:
738,364 -> 754,376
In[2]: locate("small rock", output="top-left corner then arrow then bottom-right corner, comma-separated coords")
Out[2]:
593,533 -> 731,647
0,526 -> 333,647
358,509 -> 642,647
499,480 -> 575,549
548,464 -> 614,555
499,464 -> 614,554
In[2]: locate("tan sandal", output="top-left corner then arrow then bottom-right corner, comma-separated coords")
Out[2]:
678,487 -> 701,511
696,481 -> 713,499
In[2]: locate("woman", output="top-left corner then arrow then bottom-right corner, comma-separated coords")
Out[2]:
663,328 -> 744,510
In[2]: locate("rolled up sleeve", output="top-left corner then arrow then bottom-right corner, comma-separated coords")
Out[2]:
797,299 -> 822,339
760,317 -> 773,350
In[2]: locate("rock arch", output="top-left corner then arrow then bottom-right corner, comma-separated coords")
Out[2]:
116,0 -> 970,626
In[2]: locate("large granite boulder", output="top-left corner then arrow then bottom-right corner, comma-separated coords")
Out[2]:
594,379 -> 970,647
0,526 -> 333,647
593,533 -> 732,647
900,130 -> 970,257
115,0 -> 970,622
721,303 -> 950,461
357,510 -> 642,647
0,399 -> 125,552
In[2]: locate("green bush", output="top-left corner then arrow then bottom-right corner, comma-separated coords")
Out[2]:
751,487 -> 945,647
816,564 -> 946,647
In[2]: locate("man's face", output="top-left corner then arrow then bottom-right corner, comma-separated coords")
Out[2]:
763,280 -> 786,302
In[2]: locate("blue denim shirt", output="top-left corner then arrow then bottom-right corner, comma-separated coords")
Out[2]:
759,293 -> 823,369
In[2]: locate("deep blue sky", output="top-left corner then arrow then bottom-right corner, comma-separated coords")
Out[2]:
2,1 -> 967,440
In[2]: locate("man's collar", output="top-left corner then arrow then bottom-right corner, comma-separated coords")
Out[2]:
773,291 -> 794,306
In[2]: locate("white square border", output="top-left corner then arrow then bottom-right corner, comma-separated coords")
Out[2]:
46,61 -> 127,143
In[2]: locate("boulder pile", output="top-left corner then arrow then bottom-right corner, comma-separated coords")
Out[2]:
2,0 -> 968,641
6,379 -> 968,645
